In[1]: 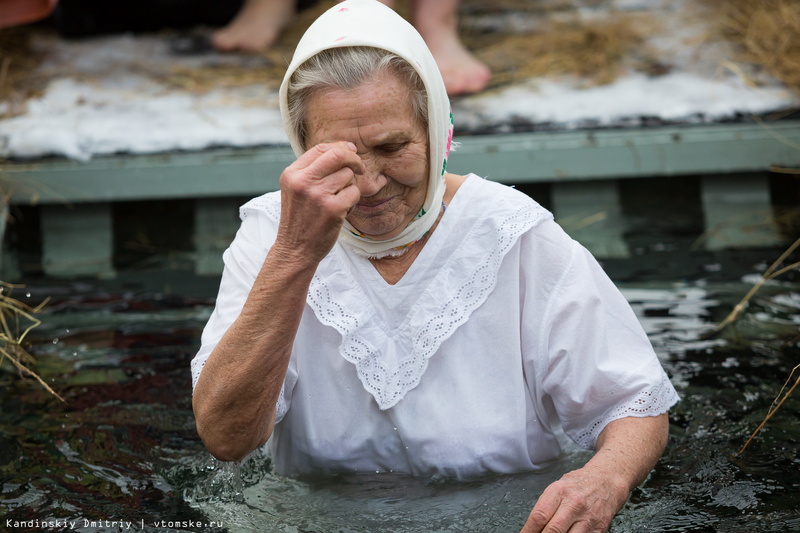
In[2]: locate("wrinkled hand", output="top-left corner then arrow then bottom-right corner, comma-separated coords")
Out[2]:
521,464 -> 629,533
274,141 -> 365,263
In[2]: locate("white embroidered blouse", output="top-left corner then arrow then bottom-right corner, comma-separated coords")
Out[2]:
191,174 -> 679,479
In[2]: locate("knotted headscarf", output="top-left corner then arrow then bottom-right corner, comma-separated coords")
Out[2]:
279,0 -> 453,257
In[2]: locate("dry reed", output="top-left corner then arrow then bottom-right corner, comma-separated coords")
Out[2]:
5,1 -> 796,108
472,15 -> 659,90
158,0 -> 338,93
706,237 -> 800,454
706,0 -> 800,92
0,282 -> 62,401
711,236 -> 800,335
0,0 -> 661,100
0,26 -> 47,117
739,363 -> 800,454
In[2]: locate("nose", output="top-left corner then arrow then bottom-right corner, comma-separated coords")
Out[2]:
356,155 -> 387,197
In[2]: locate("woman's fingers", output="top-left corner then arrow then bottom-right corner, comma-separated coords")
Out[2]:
521,469 -> 618,533
319,164 -> 360,198
281,142 -> 366,210
293,141 -> 366,184
521,490 -> 561,533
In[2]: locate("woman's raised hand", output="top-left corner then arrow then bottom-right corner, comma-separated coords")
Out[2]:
274,141 -> 366,264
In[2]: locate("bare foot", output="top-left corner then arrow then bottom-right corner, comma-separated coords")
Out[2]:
212,0 -> 295,52
408,0 -> 491,96
424,30 -> 491,96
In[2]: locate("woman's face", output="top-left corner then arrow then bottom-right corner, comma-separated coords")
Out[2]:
305,70 -> 429,241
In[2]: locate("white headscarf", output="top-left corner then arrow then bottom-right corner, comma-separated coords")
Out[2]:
279,0 -> 454,258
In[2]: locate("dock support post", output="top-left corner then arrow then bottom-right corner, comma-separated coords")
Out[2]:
551,179 -> 630,259
0,196 -> 18,281
194,198 -> 242,276
700,173 -> 783,251
41,203 -> 115,278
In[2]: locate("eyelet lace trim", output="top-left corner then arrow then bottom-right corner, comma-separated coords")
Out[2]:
308,200 -> 545,410
572,372 -> 680,450
240,192 -> 281,222
275,384 -> 289,422
190,356 -> 205,390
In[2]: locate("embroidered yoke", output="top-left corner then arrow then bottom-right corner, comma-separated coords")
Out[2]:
191,175 -> 679,479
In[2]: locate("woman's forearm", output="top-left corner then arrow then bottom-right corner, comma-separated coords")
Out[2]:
592,413 -> 670,492
192,141 -> 364,461
192,245 -> 318,462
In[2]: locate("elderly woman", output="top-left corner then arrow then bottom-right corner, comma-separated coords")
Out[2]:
191,1 -> 679,531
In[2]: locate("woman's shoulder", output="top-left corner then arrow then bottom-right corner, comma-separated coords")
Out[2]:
455,174 -> 554,232
456,174 -> 578,265
240,190 -> 282,222
460,174 -> 547,212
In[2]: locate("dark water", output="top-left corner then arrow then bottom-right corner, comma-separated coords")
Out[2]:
1,266 -> 799,532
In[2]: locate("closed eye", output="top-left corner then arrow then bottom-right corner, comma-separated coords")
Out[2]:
376,142 -> 407,154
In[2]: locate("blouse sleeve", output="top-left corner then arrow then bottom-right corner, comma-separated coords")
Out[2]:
521,222 -> 679,450
190,203 -> 299,423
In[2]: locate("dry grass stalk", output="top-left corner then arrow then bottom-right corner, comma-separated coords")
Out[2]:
462,0 -> 577,15
708,0 -> 800,92
164,63 -> 283,93
161,0 -> 338,93
0,0 -> 658,101
709,236 -> 800,454
0,282 -> 62,401
739,363 -> 800,454
0,26 -> 48,117
460,0 -> 664,88
770,166 -> 800,175
471,14 -> 657,89
711,236 -> 800,334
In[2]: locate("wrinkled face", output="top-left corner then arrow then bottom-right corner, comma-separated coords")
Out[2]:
305,70 -> 429,241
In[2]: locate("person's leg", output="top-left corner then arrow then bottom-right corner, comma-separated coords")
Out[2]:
0,0 -> 58,29
212,0 -> 295,52
405,0 -> 490,95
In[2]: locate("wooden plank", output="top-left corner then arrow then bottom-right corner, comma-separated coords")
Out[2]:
2,121 -> 799,204
700,173 -> 783,251
194,198 -> 242,276
41,203 -> 115,278
450,120 -> 800,184
4,148 -> 293,204
551,180 -> 629,258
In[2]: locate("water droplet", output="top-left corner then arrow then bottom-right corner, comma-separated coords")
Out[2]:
52,338 -> 59,344
25,292 -> 31,298
65,328 -> 70,333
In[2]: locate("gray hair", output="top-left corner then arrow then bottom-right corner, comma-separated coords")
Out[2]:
286,46 -> 428,149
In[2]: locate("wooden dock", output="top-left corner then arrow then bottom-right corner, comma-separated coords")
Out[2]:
2,119 -> 798,279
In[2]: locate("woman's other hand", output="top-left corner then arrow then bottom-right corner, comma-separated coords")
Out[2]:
521,463 -> 629,533
521,414 -> 669,533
